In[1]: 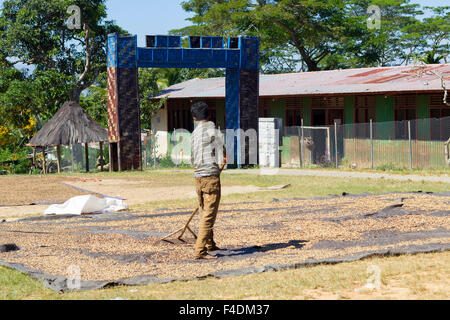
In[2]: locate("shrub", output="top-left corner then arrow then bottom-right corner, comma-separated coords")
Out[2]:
0,146 -> 32,174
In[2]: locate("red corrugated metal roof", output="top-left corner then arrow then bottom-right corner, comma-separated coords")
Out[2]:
154,64 -> 450,99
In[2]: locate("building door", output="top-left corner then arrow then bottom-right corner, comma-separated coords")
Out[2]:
328,109 -> 344,165
312,109 -> 326,125
311,109 -> 344,164
312,109 -> 343,126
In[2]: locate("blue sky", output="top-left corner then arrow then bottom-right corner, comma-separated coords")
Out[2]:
105,0 -> 193,47
0,0 -> 447,55
1,1 -> 448,40
104,0 -> 448,46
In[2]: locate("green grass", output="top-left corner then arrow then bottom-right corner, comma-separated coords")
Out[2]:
1,251 -> 448,300
133,170 -> 450,210
0,264 -> 55,300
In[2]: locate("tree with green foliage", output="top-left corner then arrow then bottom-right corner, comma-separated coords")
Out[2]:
412,6 -> 449,64
0,0 -> 125,170
176,0 -> 447,72
348,0 -> 422,67
0,0 -> 224,140
0,0 -> 125,103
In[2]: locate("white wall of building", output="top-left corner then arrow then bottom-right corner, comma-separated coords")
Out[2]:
151,103 -> 168,157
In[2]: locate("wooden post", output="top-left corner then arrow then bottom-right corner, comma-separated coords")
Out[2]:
85,143 -> 89,172
32,147 -> 36,173
42,146 -> 47,174
99,142 -> 104,172
71,145 -> 74,172
109,143 -> 113,172
56,145 -> 62,173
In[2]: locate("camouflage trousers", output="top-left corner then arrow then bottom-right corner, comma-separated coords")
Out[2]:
194,175 -> 221,258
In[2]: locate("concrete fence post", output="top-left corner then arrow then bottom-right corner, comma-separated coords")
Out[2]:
370,119 -> 374,169
334,121 -> 338,168
301,119 -> 305,168
298,124 -> 303,168
408,120 -> 413,170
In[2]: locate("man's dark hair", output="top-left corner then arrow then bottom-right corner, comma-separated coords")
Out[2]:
191,101 -> 209,121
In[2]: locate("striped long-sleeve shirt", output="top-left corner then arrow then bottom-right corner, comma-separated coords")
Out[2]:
191,121 -> 224,177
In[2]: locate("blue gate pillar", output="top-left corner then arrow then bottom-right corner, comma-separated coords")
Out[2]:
225,36 -> 259,167
107,34 -> 142,171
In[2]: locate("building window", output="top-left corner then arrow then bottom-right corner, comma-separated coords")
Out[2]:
286,109 -> 302,126
312,96 -> 344,109
430,94 -> 450,141
168,100 -> 194,132
285,97 -> 302,126
167,100 -> 222,132
355,96 -> 376,138
394,95 -> 417,139
311,96 -> 344,126
168,108 -> 193,132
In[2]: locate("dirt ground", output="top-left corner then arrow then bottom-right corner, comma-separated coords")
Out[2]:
0,191 -> 449,292
62,179 -> 287,205
0,176 -> 87,219
0,176 -> 86,206
0,175 -> 288,219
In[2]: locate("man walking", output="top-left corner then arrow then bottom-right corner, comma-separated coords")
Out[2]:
190,101 -> 225,260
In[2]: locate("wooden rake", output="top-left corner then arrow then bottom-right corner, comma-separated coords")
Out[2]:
154,163 -> 226,244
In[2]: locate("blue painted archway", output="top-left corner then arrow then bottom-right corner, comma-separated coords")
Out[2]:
106,34 -> 259,171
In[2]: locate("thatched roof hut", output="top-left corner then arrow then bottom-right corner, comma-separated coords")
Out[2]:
28,101 -> 108,173
28,101 -> 107,146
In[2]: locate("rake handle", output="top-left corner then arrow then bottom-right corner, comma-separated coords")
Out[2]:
177,207 -> 199,239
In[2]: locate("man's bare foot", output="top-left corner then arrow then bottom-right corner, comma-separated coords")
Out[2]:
195,254 -> 218,260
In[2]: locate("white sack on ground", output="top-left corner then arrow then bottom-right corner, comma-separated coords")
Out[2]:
44,195 -> 128,215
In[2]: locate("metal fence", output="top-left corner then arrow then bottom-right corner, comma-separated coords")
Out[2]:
159,117 -> 449,170
36,116 -> 448,173
283,116 -> 450,170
